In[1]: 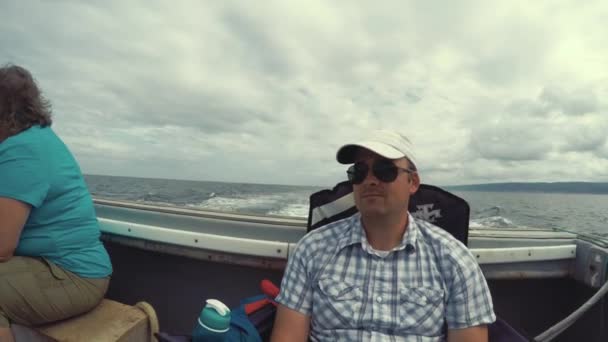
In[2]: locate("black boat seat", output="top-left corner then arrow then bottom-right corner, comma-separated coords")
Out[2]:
308,181 -> 470,245
14,299 -> 159,342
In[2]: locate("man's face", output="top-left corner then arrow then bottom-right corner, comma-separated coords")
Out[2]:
352,149 -> 420,218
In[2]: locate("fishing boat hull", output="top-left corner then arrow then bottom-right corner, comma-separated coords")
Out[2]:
95,199 -> 608,341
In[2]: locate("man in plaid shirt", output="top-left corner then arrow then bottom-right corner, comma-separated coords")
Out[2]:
271,130 -> 496,341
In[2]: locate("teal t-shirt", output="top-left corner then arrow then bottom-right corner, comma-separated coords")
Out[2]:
0,125 -> 112,278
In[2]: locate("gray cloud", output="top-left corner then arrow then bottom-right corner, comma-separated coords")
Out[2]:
220,9 -> 293,78
505,99 -> 550,117
1,0 -> 608,185
598,142 -> 608,159
540,86 -> 599,116
470,121 -> 553,161
468,80 -> 607,155
561,118 -> 608,153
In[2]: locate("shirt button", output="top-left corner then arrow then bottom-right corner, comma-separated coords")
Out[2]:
376,296 -> 383,303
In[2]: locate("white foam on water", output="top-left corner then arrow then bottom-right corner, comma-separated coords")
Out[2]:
470,216 -> 515,228
267,203 -> 309,218
186,193 -> 287,213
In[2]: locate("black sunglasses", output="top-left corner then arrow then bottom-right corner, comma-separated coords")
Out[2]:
347,159 -> 415,185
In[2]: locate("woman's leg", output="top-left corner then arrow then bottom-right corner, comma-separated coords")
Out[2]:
0,256 -> 109,333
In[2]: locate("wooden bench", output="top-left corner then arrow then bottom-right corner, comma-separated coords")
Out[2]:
12,300 -> 159,342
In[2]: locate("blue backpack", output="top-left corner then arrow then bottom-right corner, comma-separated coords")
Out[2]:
156,293 -> 276,342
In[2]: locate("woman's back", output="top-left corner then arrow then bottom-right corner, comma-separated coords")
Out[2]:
0,125 -> 112,278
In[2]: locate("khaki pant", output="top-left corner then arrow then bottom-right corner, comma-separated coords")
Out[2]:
0,256 -> 109,328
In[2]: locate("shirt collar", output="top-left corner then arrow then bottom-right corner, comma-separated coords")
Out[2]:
338,212 -> 419,256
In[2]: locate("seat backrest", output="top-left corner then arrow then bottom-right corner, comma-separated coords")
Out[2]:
307,181 -> 470,246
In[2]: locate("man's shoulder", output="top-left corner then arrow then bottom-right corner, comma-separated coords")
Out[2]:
413,217 -> 473,262
414,217 -> 462,245
293,216 -> 354,255
413,218 -> 484,291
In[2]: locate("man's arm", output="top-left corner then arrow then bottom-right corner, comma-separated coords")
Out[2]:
270,304 -> 311,342
444,241 -> 496,338
270,231 -> 317,341
0,197 -> 30,262
448,325 -> 488,342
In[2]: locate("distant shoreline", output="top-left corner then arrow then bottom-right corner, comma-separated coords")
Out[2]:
85,174 -> 608,194
445,182 -> 608,194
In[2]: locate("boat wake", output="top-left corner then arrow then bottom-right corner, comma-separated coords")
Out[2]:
470,216 -> 516,228
187,192 -> 310,217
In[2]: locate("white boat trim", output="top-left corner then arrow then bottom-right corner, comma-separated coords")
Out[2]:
99,218 -> 289,259
472,245 -> 577,264
94,198 -> 306,227
95,197 -> 588,282
99,216 -> 577,264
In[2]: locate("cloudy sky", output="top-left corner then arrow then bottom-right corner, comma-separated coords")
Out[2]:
1,0 -> 607,186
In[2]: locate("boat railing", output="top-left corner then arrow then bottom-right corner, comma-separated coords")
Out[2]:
98,212 -> 578,267
93,198 -> 307,227
95,198 -> 582,277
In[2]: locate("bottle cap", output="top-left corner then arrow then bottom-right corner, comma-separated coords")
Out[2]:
199,299 -> 231,332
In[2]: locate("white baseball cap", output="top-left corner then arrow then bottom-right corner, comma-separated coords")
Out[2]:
336,130 -> 417,168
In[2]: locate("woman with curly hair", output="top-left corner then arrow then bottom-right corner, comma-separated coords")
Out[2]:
0,64 -> 112,341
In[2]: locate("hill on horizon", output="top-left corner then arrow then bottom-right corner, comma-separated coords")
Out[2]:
444,182 -> 608,194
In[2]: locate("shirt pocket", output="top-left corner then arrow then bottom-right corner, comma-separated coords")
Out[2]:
398,286 -> 445,333
315,278 -> 363,329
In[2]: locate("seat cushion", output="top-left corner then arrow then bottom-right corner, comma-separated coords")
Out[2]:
35,299 -> 158,342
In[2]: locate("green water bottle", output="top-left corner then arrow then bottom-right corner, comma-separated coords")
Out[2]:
192,299 -> 231,342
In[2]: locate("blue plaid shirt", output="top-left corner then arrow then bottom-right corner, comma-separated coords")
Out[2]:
276,213 -> 496,341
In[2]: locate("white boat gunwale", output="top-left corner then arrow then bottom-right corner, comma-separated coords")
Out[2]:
95,198 -> 608,287
94,198 -> 306,227
98,212 -> 578,265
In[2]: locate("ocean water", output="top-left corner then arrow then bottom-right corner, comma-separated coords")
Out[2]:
85,175 -> 608,239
